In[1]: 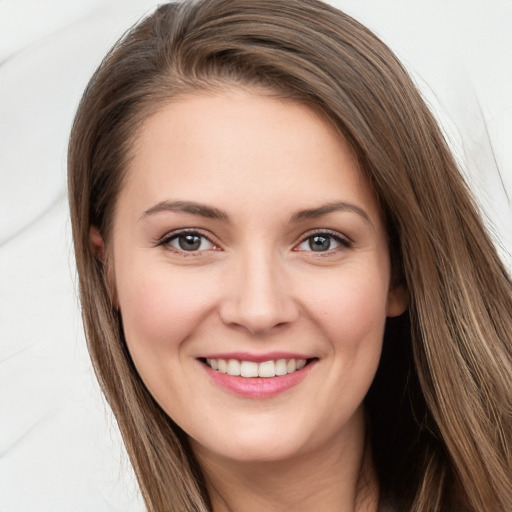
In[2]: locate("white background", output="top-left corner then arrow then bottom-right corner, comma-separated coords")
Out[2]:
1,1 -> 511,510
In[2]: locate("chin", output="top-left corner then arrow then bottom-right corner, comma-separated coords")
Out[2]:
188,415 -> 332,465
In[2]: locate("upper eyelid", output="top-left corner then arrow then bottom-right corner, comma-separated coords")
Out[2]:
156,227 -> 351,249
293,229 -> 353,253
158,228 -> 219,247
297,228 -> 352,243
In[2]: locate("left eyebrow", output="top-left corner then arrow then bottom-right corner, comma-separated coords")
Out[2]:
140,200 -> 230,222
290,201 -> 372,225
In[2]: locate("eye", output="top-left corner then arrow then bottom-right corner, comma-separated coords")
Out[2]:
295,231 -> 351,253
162,231 -> 216,252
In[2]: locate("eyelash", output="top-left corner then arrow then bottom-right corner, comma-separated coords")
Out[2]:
157,229 -> 219,255
157,228 -> 352,255
294,229 -> 352,254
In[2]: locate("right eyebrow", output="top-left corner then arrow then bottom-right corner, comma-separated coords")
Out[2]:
140,200 -> 230,222
289,201 -> 371,225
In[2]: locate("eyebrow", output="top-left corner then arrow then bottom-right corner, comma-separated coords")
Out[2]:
289,201 -> 371,224
140,199 -> 371,225
140,200 -> 230,222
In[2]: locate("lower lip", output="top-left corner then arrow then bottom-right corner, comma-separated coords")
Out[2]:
201,360 -> 316,398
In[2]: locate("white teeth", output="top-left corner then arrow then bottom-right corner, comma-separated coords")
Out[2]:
275,359 -> 287,376
240,361 -> 259,377
286,359 -> 296,373
205,358 -> 308,377
258,360 -> 276,378
207,358 -> 218,370
227,359 -> 241,376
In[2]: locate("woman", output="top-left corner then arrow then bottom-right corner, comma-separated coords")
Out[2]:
67,0 -> 512,510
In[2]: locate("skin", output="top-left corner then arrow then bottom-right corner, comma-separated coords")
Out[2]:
98,89 -> 407,511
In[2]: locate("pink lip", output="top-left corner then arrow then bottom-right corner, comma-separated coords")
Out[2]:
198,351 -> 313,362
199,358 -> 317,399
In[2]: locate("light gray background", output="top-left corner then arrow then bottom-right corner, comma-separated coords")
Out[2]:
1,1 -> 511,510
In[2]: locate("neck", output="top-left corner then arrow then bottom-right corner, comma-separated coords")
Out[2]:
192,411 -> 379,512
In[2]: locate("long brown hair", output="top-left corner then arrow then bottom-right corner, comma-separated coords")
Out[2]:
68,1 -> 512,510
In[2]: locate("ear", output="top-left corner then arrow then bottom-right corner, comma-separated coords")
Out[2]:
90,226 -> 105,261
90,227 -> 119,308
386,284 -> 408,317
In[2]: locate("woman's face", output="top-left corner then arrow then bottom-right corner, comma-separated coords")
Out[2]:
107,89 -> 407,464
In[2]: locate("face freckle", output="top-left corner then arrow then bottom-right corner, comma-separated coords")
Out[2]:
110,89 -> 407,465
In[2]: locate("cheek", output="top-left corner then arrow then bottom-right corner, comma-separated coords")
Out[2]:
302,265 -> 390,347
114,265 -> 218,414
116,264 -> 216,350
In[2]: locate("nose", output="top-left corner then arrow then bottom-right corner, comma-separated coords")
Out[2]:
219,249 -> 299,335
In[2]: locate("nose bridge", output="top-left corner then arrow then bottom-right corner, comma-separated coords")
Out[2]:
220,243 -> 297,334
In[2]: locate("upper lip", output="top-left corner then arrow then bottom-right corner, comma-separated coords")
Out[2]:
197,351 -> 314,363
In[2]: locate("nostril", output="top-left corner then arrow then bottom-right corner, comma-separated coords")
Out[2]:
219,299 -> 300,335
218,264 -> 299,334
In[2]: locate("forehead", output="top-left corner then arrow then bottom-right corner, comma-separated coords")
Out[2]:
118,89 -> 381,225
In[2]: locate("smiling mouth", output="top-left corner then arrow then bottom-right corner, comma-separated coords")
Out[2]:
201,358 -> 313,377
